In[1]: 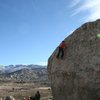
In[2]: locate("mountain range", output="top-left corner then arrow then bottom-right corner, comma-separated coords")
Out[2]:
0,64 -> 48,83
0,64 -> 46,73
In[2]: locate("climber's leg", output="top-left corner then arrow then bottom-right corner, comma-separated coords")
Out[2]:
56,47 -> 61,58
61,48 -> 64,59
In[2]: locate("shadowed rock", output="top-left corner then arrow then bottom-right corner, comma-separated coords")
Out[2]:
48,19 -> 100,100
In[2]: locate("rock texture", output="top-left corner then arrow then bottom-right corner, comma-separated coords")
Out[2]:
48,19 -> 100,100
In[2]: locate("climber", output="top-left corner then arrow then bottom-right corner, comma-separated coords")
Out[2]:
56,40 -> 66,59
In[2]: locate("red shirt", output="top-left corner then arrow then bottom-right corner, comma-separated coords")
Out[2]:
59,42 -> 66,48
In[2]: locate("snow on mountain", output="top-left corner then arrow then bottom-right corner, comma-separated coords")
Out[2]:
0,64 -> 46,74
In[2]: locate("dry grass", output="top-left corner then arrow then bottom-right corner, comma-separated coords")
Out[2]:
0,82 -> 52,100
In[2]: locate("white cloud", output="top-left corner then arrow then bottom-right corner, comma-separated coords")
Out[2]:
69,0 -> 80,7
71,0 -> 100,21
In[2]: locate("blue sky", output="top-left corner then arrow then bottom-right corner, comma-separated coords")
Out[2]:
0,0 -> 100,66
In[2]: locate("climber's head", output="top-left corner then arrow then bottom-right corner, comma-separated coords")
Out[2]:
62,41 -> 65,43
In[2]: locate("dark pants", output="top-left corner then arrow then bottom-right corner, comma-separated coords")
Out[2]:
57,47 -> 64,58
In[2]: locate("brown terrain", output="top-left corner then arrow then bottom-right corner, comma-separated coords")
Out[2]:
0,82 -> 52,100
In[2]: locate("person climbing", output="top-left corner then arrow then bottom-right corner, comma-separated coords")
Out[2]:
56,40 -> 66,59
34,91 -> 41,100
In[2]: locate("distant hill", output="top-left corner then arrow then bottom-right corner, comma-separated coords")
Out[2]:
0,64 -> 46,73
0,64 -> 48,84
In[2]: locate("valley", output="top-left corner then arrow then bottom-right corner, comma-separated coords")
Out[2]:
0,82 -> 52,99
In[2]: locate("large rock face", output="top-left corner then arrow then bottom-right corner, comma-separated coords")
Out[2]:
48,19 -> 100,100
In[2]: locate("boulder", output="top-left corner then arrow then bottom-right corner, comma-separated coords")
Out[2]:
48,19 -> 100,100
5,96 -> 15,100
